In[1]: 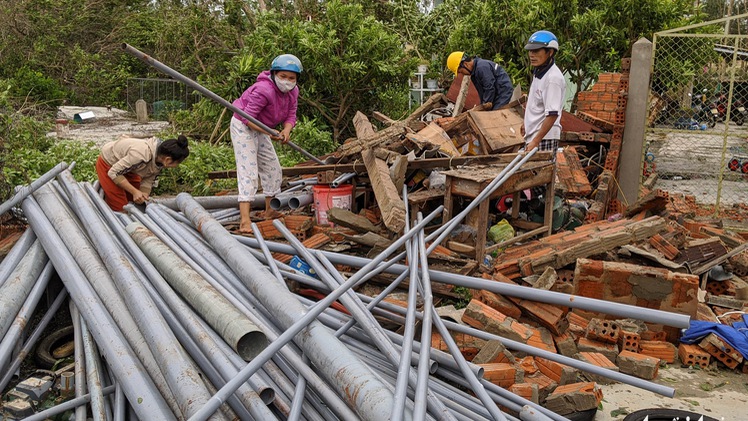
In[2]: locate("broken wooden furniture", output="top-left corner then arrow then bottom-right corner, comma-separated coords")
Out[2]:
442,160 -> 555,261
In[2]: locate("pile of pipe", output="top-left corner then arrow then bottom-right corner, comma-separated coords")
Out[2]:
0,157 -> 690,421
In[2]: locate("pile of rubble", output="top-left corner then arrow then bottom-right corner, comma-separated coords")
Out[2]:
1,58 -> 747,421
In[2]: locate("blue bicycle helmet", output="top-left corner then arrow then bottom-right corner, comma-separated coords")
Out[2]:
271,54 -> 303,74
525,31 -> 559,51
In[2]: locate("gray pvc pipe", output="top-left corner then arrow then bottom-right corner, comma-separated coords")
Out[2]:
288,177 -> 317,187
23,385 -> 117,421
288,192 -> 314,209
152,195 -> 263,211
70,303 -> 88,421
0,228 -> 36,289
0,161 -> 68,216
0,260 -> 53,374
81,184 -> 275,420
177,192 -> 402,421
127,223 -> 267,360
0,289 -> 68,393
331,172 -> 355,187
236,235 -> 691,329
142,204 -> 357,421
21,196 -> 176,420
57,172 -> 219,420
269,185 -> 305,210
80,315 -> 107,421
0,240 -> 48,339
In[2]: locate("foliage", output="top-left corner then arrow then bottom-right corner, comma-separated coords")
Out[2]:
276,117 -> 336,167
235,1 -> 416,141
153,140 -> 237,197
3,140 -> 99,190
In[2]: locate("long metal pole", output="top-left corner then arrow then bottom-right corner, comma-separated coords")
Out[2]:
300,247 -> 454,421
0,228 -> 36,288
21,195 -> 177,420
57,172 -> 217,420
0,260 -> 54,373
0,162 -> 68,216
70,303 -> 88,421
177,193 -> 405,421
23,385 -> 117,421
0,241 -> 48,338
80,315 -> 108,421
121,44 -> 324,164
143,204 -> 359,421
127,223 -> 267,360
0,289 -> 68,393
417,219 -> 506,421
237,235 -> 690,328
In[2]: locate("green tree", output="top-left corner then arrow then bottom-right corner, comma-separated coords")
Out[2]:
231,1 -> 415,141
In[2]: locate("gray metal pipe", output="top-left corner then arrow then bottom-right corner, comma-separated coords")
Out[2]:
70,303 -> 88,421
288,192 -> 314,209
152,194 -> 263,211
114,383 -> 126,421
21,195 -> 177,420
81,184 -> 275,420
0,260 -> 54,374
0,289 -> 68,393
22,385 -> 117,421
127,223 -> 267,360
122,44 -> 324,165
414,224 -> 436,420
287,177 -> 317,187
80,315 -> 107,421
237,235 -> 691,328
177,192 -> 402,421
0,228 -> 36,289
143,204 -> 358,421
300,247 -> 452,421
0,161 -> 68,216
392,238 -> 418,421
0,240 -> 48,339
57,171 -> 218,420
331,172 -> 355,187
418,222 -> 506,421
269,185 -> 305,210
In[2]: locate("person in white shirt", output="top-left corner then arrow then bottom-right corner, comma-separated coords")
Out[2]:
522,30 -> 566,155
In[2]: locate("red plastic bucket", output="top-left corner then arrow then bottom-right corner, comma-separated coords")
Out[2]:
312,184 -> 354,225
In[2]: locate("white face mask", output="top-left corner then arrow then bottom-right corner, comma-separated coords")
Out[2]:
275,79 -> 296,93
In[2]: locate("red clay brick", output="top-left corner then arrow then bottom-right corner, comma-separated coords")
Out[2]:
545,382 -> 603,416
585,318 -> 621,344
617,350 -> 660,380
639,340 -> 677,363
480,363 -> 517,388
618,330 -> 640,353
678,343 -> 711,368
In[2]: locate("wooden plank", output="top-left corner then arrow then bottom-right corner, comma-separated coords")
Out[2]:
362,148 -> 406,233
372,111 -> 397,126
452,76 -> 471,117
209,152 -> 556,178
406,123 -> 461,157
468,109 -> 525,153
353,111 -> 377,138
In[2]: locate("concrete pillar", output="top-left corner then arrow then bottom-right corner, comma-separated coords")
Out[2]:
618,38 -> 653,204
135,99 -> 148,123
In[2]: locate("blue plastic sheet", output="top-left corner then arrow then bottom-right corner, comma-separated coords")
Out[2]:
680,314 -> 748,358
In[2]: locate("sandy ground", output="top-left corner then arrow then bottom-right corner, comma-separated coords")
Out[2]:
594,365 -> 746,420
53,106 -> 169,146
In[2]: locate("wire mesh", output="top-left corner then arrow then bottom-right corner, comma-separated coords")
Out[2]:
125,78 -> 201,121
646,17 -> 748,210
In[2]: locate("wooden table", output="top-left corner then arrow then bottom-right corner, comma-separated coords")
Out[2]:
442,161 -> 555,261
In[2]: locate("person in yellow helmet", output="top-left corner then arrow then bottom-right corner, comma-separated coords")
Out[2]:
446,51 -> 513,110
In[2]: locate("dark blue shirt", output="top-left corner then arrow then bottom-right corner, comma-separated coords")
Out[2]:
470,57 -> 514,109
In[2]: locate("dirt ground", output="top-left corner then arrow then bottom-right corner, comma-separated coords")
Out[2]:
595,365 -> 746,420
55,105 -> 169,146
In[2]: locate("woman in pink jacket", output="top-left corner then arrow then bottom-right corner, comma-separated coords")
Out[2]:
230,54 -> 301,232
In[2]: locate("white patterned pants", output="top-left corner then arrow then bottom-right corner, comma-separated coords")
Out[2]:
230,117 -> 282,202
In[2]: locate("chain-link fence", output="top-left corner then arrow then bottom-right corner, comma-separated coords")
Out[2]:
646,14 -> 748,210
125,78 -> 201,121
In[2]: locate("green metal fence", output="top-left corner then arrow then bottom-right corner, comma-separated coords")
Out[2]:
646,14 -> 748,211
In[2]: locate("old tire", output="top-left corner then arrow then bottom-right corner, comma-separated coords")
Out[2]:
623,408 -> 720,421
35,325 -> 75,369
